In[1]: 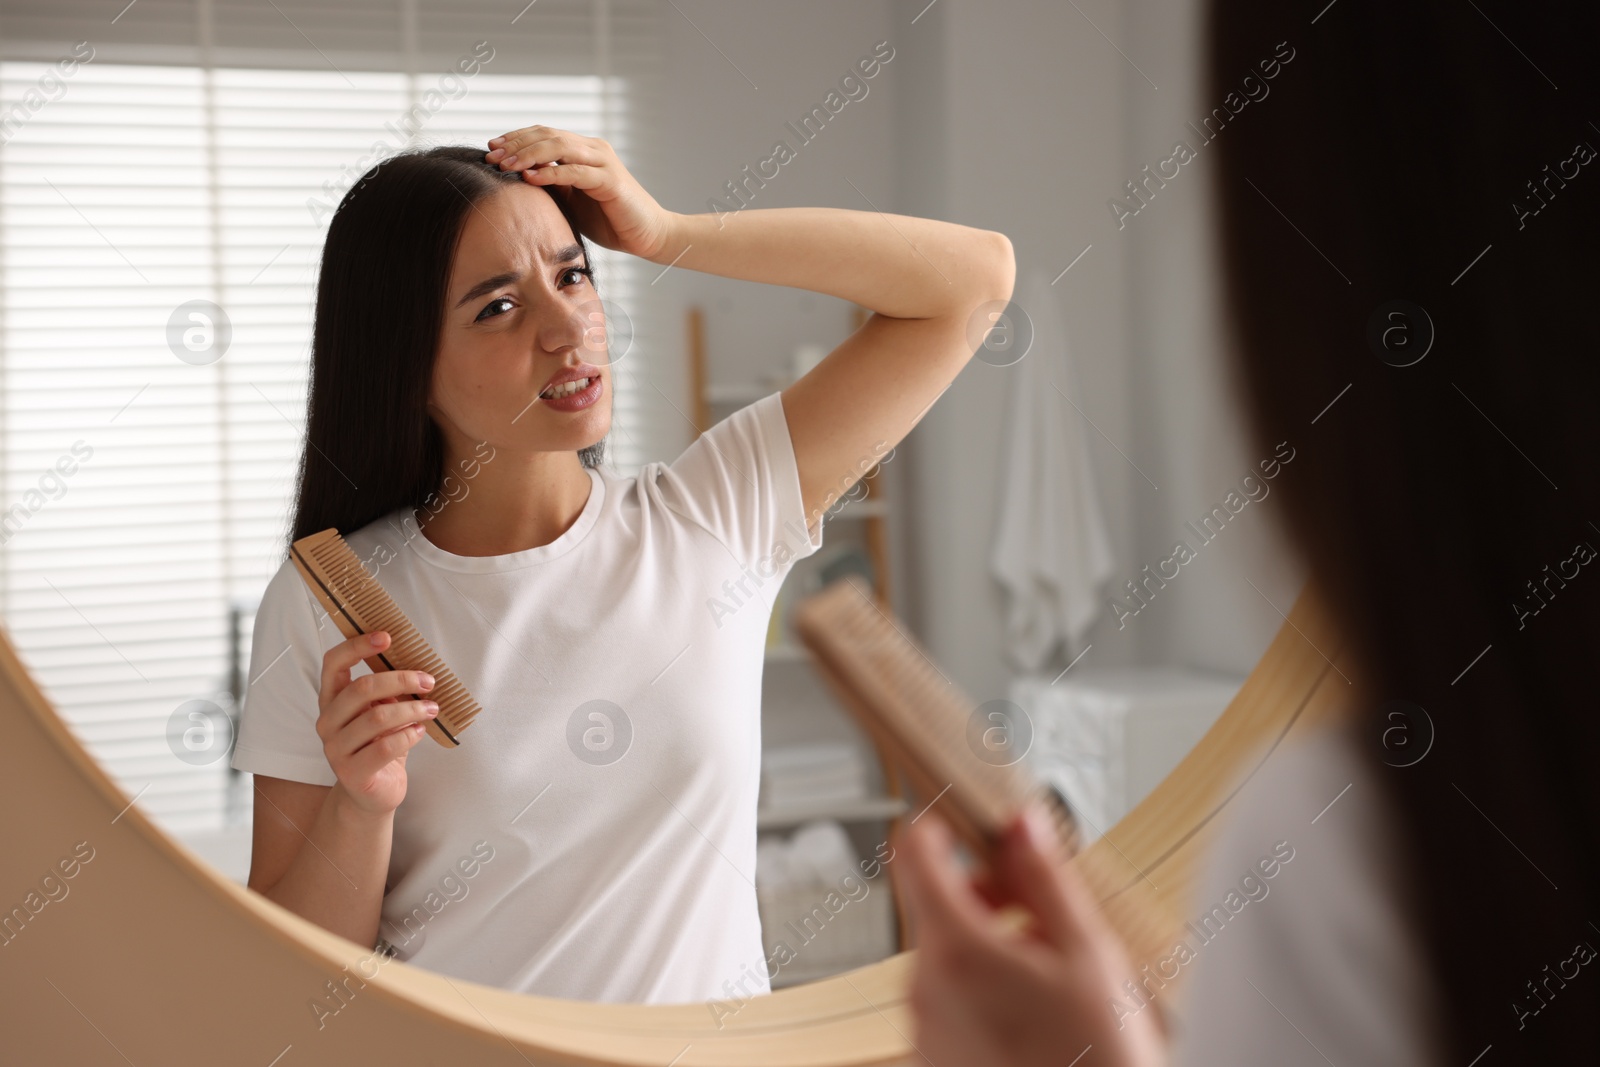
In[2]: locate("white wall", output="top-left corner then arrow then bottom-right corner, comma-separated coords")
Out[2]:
890,0 -> 1138,706
648,0 -> 1300,701
649,1 -> 900,399
1120,0 -> 1303,676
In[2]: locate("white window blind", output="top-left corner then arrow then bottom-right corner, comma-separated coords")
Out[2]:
0,0 -> 677,838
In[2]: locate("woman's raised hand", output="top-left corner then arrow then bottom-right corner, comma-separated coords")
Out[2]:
486,124 -> 676,261
892,805 -> 1169,1067
316,630 -> 438,816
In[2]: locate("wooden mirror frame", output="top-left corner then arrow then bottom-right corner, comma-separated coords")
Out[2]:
1,584 -> 1345,1065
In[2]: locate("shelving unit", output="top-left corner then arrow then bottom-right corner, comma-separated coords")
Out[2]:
685,303 -> 913,969
688,305 -> 894,616
762,642 -> 809,663
755,794 -> 909,832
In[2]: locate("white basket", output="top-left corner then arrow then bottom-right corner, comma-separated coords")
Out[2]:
758,877 -> 896,982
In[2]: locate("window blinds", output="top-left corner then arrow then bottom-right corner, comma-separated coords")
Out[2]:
0,0 -> 677,836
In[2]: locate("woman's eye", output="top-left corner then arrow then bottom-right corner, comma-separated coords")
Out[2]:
475,297 -> 514,322
561,266 -> 594,288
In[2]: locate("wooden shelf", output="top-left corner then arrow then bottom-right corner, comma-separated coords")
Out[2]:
756,794 -> 908,830
821,499 -> 889,520
690,302 -> 909,952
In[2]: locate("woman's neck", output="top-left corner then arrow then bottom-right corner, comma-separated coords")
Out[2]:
414,443 -> 593,557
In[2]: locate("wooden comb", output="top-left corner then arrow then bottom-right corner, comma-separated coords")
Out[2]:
792,575 -> 1079,863
289,528 -> 482,748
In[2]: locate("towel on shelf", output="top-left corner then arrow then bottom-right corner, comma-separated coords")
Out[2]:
759,741 -> 870,809
990,271 -> 1116,671
755,820 -> 858,890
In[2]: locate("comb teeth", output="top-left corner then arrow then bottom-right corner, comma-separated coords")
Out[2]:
792,575 -> 1076,858
290,528 -> 483,747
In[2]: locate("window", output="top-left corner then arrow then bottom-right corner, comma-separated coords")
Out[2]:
0,0 -> 675,837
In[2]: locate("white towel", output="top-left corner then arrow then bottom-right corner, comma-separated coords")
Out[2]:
989,271 -> 1116,671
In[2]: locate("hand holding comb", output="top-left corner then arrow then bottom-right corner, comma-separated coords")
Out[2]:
290,528 -> 483,748
792,575 -> 1080,864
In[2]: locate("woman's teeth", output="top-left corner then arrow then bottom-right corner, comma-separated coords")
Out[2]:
542,377 -> 592,399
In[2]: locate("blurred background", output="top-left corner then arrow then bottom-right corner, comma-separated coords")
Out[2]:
0,0 -> 1303,985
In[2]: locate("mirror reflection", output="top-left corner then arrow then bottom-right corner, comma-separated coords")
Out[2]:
0,0 -> 1293,1010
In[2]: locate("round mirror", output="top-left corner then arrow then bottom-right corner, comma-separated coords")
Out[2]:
0,1 -> 1319,1061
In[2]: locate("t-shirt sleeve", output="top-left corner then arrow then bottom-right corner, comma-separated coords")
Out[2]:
1164,722 -> 1444,1067
228,556 -> 343,787
652,390 -> 824,570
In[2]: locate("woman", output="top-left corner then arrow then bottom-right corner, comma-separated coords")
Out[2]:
231,131 -> 1014,1003
892,0 -> 1600,1063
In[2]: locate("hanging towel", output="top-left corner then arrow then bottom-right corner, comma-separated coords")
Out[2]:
989,271 -> 1117,671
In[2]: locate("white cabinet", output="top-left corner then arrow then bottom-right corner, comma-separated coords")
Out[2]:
1011,666 -> 1243,842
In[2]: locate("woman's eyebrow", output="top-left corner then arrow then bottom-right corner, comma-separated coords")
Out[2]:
452,247 -> 587,310
547,243 -> 585,266
454,271 -> 519,309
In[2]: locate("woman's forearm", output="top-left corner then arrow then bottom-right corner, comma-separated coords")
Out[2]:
650,207 -> 1011,320
262,783 -> 394,949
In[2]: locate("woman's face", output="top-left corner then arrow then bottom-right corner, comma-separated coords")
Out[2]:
430,181 -> 611,457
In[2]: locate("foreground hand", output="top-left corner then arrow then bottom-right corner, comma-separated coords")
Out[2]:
891,804 -> 1167,1067
486,124 -> 675,260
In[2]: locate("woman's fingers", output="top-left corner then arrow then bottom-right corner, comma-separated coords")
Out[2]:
318,630 -> 384,713
325,667 -> 431,734
330,698 -> 439,759
492,123 -> 593,150
894,813 -> 1005,958
993,804 -> 1104,953
490,123 -> 559,150
316,629 -> 436,744
484,124 -> 668,259
486,127 -> 606,171
522,162 -> 610,192
992,809 -> 1094,953
899,803 -> 1101,958
897,808 -> 1167,1067
342,714 -> 430,783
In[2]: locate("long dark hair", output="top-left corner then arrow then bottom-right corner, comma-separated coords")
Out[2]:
1209,0 -> 1599,1057
288,145 -> 601,550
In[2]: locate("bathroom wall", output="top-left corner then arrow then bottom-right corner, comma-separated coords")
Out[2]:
649,2 -> 900,408
887,0 -> 1302,694
1118,0 -> 1304,677
888,0 -> 1140,708
648,0 -> 1300,703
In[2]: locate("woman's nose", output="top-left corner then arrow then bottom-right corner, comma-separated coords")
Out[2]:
533,295 -> 588,353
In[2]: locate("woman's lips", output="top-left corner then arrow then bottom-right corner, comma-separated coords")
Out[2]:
539,374 -> 603,412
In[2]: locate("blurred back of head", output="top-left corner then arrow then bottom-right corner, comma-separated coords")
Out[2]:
1209,0 -> 1599,1055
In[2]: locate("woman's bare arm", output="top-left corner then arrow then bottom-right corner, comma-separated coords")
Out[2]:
248,776 -> 395,949
479,125 -> 1015,522
244,629 -> 438,948
650,208 -> 1015,522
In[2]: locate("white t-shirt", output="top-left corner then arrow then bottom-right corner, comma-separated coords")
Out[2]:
230,392 -> 823,1004
1164,717 -> 1445,1065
